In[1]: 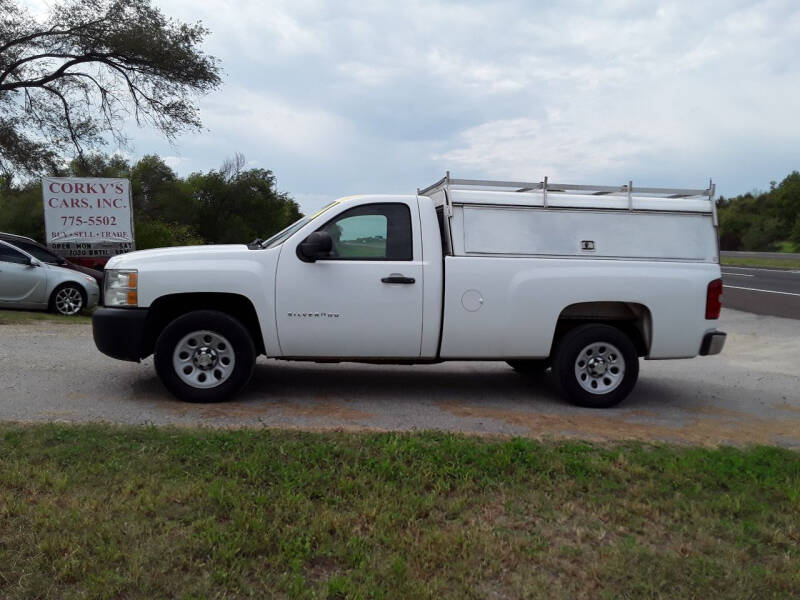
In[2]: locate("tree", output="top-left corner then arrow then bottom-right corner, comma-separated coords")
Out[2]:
0,0 -> 220,178
772,171 -> 800,237
717,171 -> 800,251
0,179 -> 44,240
190,155 -> 303,244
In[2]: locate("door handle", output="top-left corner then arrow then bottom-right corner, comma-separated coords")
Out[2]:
381,275 -> 415,284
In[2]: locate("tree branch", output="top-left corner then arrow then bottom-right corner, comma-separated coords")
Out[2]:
0,0 -> 220,175
0,53 -> 118,91
42,84 -> 83,156
0,19 -> 106,56
0,53 -> 84,86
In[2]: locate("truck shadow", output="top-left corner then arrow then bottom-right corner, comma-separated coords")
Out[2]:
243,360 -> 560,403
129,359 -> 732,415
241,360 -> 682,411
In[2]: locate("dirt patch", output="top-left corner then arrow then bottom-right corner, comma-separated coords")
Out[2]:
436,401 -> 800,446
276,400 -> 373,421
164,399 -> 372,422
305,555 -> 342,584
37,410 -> 80,418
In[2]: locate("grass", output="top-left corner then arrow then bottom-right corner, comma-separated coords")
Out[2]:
0,309 -> 91,325
721,256 -> 800,269
1,425 -> 799,599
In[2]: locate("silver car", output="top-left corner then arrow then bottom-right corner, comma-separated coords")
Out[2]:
0,239 -> 100,316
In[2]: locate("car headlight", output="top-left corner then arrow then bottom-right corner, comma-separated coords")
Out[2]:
104,269 -> 138,307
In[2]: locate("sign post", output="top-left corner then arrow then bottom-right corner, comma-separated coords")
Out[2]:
42,177 -> 135,267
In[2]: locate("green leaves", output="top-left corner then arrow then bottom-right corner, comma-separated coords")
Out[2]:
718,171 -> 800,252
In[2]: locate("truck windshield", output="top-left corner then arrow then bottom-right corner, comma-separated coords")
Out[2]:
260,200 -> 339,249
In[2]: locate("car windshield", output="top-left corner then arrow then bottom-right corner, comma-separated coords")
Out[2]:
260,201 -> 339,249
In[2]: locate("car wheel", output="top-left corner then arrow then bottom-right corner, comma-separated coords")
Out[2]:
154,310 -> 256,403
507,359 -> 550,375
50,283 -> 85,316
553,324 -> 639,408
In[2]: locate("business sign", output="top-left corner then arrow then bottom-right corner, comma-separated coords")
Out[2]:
42,177 -> 135,259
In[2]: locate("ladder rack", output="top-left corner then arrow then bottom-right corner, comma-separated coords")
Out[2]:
418,172 -> 715,201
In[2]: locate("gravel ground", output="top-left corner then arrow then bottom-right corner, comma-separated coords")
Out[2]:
1,308 -> 799,446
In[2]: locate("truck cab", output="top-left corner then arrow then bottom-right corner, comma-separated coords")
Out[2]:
93,175 -> 725,408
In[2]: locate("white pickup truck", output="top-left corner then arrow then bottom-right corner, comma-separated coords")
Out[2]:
93,175 -> 726,408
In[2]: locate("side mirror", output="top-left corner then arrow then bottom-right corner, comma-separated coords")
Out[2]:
29,257 -> 42,267
296,231 -> 333,262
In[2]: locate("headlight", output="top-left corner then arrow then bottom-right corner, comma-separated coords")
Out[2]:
104,269 -> 138,307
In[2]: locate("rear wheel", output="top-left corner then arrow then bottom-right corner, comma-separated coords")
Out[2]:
154,310 -> 255,403
554,324 -> 639,408
50,283 -> 85,316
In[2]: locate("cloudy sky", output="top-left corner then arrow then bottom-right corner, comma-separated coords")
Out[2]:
29,0 -> 800,213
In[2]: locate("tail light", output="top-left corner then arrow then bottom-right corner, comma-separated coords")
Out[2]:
706,278 -> 722,319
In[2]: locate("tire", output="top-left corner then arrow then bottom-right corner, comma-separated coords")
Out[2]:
553,324 -> 639,408
50,283 -> 85,316
507,359 -> 550,375
154,310 -> 256,403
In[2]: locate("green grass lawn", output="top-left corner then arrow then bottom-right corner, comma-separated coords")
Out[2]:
0,309 -> 91,325
721,256 -> 800,269
1,425 -> 798,599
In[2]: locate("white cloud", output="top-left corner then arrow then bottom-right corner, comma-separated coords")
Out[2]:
291,192 -> 338,215
162,156 -> 188,171
434,115 -> 661,182
199,86 -> 355,158
430,0 -> 800,190
44,0 -> 800,198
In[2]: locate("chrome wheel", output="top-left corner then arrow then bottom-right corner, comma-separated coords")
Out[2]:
172,330 -> 236,389
54,286 -> 84,315
574,341 -> 625,394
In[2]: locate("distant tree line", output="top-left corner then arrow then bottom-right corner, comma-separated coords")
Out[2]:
717,171 -> 800,252
0,153 -> 303,250
3,160 -> 797,254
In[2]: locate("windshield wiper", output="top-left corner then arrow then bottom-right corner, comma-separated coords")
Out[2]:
247,238 -> 264,249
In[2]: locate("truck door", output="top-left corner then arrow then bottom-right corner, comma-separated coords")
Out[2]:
0,242 -> 47,306
275,199 -> 424,357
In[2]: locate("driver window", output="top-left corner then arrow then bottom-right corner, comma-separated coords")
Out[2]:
321,203 -> 412,260
0,244 -> 29,265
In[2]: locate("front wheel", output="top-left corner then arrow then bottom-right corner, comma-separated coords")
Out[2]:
50,283 -> 85,316
154,310 -> 255,403
553,324 -> 639,408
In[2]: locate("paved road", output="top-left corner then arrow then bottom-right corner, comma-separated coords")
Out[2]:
1,309 -> 799,446
722,266 -> 800,319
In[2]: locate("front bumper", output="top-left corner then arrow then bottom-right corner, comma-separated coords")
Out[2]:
92,307 -> 149,362
699,330 -> 727,356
